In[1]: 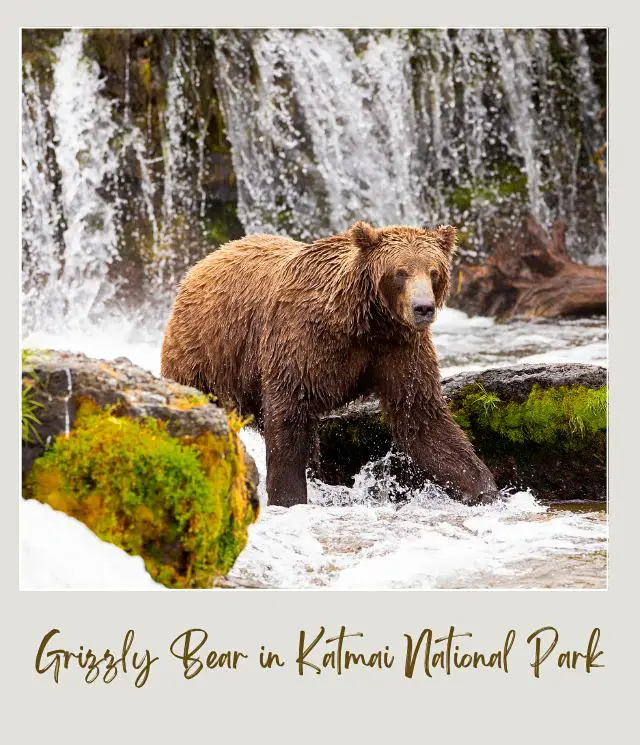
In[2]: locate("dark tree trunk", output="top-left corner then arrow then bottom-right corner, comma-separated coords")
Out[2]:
450,217 -> 606,320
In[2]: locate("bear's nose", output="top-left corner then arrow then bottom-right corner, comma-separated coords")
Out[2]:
413,302 -> 435,320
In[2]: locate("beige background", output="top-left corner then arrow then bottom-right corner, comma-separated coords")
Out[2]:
4,2 -> 637,742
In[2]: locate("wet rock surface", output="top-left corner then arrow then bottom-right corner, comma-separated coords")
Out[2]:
442,363 -> 607,404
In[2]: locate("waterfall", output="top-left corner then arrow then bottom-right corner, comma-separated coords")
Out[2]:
491,29 -> 549,228
22,30 -> 174,334
216,29 -> 606,262
21,65 -> 63,332
155,33 -> 214,289
21,29 -> 606,337
49,30 -> 121,325
214,29 -> 423,240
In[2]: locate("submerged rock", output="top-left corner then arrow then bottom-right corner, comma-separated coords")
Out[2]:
313,363 -> 607,501
21,349 -> 259,588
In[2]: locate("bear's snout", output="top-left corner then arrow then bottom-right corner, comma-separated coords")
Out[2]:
410,277 -> 436,327
412,300 -> 435,326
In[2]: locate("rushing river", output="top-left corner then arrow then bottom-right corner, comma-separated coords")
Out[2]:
23,308 -> 608,590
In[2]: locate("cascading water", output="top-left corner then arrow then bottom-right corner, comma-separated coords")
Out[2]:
21,65 -> 63,333
22,28 -> 606,335
48,30 -> 121,326
216,29 -> 606,262
21,30 -> 199,335
215,30 -> 423,238
22,30 -> 148,333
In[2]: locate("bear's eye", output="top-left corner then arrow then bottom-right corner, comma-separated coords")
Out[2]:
430,269 -> 439,282
395,269 -> 409,282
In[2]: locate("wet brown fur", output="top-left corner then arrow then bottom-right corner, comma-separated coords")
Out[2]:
161,222 -> 497,507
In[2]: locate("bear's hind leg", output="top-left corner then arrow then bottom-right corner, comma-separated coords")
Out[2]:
263,399 -> 313,507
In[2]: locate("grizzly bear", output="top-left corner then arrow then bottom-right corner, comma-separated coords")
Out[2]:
161,222 -> 498,507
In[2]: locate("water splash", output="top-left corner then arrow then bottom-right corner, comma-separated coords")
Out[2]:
63,368 -> 73,436
225,460 -> 607,590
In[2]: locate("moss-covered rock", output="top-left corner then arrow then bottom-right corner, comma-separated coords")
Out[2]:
22,349 -> 259,588
314,363 -> 607,501
444,364 -> 606,501
314,399 -> 392,485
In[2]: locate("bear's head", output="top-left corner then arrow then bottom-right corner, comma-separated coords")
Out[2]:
351,221 -> 456,329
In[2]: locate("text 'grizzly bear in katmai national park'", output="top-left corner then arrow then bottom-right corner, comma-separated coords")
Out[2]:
161,221 -> 498,507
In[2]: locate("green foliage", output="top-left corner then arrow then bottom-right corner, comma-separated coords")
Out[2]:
24,399 -> 258,588
21,384 -> 42,444
450,383 -> 607,451
22,349 -> 42,443
464,384 -> 501,416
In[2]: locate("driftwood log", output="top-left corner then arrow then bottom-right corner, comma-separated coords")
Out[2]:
449,217 -> 606,319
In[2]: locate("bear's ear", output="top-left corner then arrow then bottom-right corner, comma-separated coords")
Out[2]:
436,225 -> 457,256
351,221 -> 382,252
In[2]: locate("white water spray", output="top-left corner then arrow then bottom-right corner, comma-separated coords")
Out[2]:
63,368 -> 73,437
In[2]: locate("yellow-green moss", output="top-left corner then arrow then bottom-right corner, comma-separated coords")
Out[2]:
450,383 -> 607,450
24,399 -> 258,588
168,392 -> 210,410
138,57 -> 153,92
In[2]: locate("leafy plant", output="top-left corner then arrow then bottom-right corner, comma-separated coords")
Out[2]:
21,349 -> 42,443
21,382 -> 43,443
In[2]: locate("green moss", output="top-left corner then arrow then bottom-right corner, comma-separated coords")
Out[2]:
24,399 -> 258,588
138,57 -> 153,92
449,164 -> 528,212
203,202 -> 243,247
168,391 -> 210,410
450,405 -> 473,437
450,383 -> 607,451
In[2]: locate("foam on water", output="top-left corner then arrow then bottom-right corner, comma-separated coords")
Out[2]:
225,450 -> 606,589
22,308 -> 607,590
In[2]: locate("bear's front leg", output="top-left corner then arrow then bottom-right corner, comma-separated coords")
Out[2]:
374,342 -> 498,505
394,400 -> 498,505
263,399 -> 313,507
